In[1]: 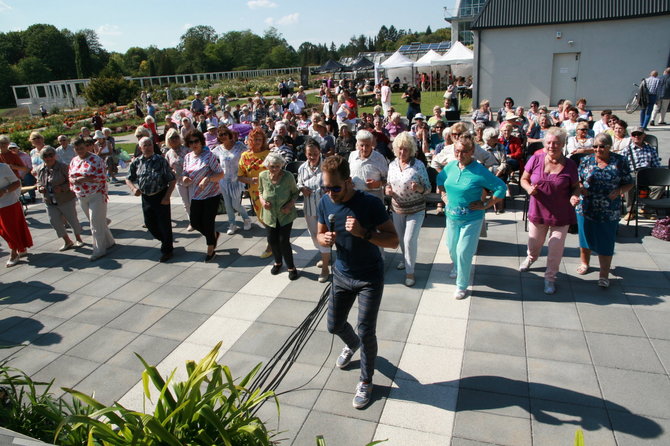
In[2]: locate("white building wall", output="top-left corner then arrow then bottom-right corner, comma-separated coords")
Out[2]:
474,15 -> 670,109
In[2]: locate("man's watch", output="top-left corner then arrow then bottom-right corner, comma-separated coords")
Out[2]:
363,229 -> 373,241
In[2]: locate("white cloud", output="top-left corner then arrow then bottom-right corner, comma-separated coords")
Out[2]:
265,12 -> 299,26
96,24 -> 122,36
248,0 -> 277,9
0,1 -> 11,13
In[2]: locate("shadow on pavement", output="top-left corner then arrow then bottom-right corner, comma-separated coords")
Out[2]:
375,357 -> 663,440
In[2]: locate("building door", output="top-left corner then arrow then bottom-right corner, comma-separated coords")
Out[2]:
550,53 -> 580,106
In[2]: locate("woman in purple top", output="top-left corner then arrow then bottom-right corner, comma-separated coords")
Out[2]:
182,129 -> 224,262
519,127 -> 579,294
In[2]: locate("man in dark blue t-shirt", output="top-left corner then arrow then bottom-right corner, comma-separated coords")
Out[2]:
317,155 -> 398,409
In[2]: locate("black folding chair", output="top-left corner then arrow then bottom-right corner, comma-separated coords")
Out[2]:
627,167 -> 670,237
644,134 -> 659,151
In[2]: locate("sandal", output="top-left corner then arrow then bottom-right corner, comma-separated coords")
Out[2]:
576,264 -> 589,275
598,278 -> 610,288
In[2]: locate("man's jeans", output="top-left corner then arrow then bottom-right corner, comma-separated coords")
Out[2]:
327,267 -> 384,383
641,94 -> 657,129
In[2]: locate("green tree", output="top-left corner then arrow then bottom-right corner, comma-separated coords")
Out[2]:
179,25 -> 217,72
0,56 -> 19,106
0,31 -> 25,65
99,54 -> 126,77
264,45 -> 297,68
22,24 -> 75,79
123,47 -> 148,75
83,76 -> 138,106
13,56 -> 52,84
73,32 -> 92,78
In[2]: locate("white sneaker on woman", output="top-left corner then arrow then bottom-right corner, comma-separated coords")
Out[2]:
454,289 -> 468,300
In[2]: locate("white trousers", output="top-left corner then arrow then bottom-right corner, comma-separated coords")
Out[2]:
78,193 -> 115,257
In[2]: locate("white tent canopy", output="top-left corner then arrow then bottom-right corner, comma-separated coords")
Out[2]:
432,41 -> 474,65
380,51 -> 414,68
413,49 -> 442,67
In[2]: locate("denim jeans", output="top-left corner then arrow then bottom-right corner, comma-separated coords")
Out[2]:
641,94 -> 657,128
327,267 -> 384,383
22,172 -> 36,200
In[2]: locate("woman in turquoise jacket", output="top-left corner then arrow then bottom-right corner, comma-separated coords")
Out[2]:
437,134 -> 507,299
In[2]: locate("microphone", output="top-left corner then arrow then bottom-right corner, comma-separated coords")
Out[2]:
328,214 -> 336,233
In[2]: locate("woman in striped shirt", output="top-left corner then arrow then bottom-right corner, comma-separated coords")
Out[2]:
182,129 -> 224,262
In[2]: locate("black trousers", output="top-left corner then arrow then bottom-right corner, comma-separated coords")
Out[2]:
267,220 -> 295,268
190,195 -> 220,246
142,189 -> 173,254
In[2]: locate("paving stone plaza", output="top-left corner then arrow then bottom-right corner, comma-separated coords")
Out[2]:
0,123 -> 668,445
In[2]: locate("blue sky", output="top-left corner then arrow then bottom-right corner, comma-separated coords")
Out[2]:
0,0 -> 455,53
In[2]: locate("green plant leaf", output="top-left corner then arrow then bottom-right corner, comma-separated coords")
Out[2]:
143,415 -> 184,446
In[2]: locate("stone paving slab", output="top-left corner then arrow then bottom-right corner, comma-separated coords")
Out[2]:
0,123 -> 668,444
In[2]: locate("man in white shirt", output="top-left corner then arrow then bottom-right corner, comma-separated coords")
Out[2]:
348,130 -> 388,202
593,109 -> 612,135
381,79 -> 392,116
288,95 -> 305,115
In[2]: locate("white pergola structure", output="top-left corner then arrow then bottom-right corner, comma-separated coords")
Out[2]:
12,79 -> 90,114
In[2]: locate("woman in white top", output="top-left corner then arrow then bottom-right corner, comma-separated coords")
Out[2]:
297,139 -> 330,282
611,120 -> 630,153
385,132 -> 431,287
560,107 -> 580,136
565,122 -> 594,160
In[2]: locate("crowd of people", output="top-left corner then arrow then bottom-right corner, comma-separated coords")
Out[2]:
0,70 -> 667,409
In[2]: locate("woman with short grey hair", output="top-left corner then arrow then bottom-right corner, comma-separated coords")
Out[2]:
35,146 -> 84,251
258,151 -> 300,280
385,132 -> 431,287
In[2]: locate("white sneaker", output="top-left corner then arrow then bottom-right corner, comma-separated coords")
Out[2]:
449,269 -> 458,279
519,257 -> 534,272
396,262 -> 405,270
454,289 -> 468,300
226,225 -> 238,235
243,219 -> 252,230
544,280 -> 556,295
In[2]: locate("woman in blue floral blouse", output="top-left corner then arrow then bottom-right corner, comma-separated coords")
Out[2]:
570,133 -> 634,288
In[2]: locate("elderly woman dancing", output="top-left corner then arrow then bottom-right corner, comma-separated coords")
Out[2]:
35,146 -> 84,251
69,137 -> 115,261
0,160 -> 32,267
182,129 -> 224,262
238,127 -> 272,257
258,152 -> 300,280
520,128 -> 579,294
438,134 -> 507,299
213,126 -> 252,235
298,138 -> 330,282
571,133 -> 634,288
385,132 -> 431,287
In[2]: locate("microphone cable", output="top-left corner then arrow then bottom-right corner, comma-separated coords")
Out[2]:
246,215 -> 339,414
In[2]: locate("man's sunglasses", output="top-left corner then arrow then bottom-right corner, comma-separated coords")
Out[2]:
321,185 -> 343,193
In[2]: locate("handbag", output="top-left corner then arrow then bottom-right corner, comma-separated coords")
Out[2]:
651,217 -> 670,241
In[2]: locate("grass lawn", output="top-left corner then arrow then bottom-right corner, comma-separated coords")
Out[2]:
310,91 -> 472,117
